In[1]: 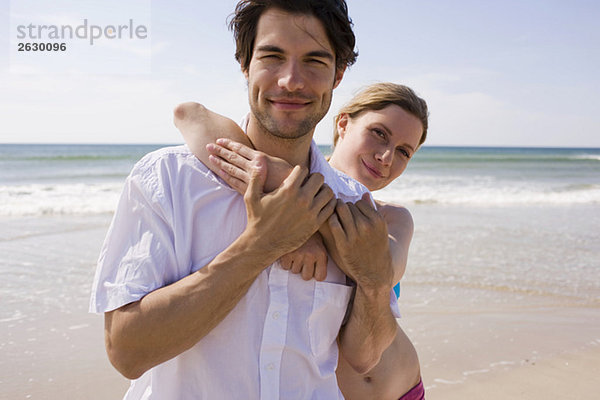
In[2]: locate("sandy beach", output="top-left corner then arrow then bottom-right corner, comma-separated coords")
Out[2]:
399,284 -> 600,399
400,203 -> 600,399
430,346 -> 600,399
1,202 -> 598,399
0,215 -> 129,399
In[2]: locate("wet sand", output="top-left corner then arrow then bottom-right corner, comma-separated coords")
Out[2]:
429,346 -> 600,399
0,215 -> 129,399
398,284 -> 600,399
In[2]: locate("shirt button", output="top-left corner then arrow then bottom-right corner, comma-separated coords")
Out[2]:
266,363 -> 275,371
272,311 -> 280,320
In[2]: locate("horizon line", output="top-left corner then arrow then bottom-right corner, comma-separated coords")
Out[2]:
1,142 -> 600,150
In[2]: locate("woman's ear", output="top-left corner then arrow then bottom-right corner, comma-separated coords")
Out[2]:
336,113 -> 349,140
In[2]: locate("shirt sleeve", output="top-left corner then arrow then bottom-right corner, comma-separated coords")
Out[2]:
89,155 -> 178,313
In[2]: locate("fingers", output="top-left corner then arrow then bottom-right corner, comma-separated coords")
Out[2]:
301,262 -> 315,281
328,211 -> 346,243
278,168 -> 331,209
354,192 -> 378,219
335,200 -> 356,234
243,162 -> 266,205
287,172 -> 334,227
284,258 -> 327,281
347,201 -> 364,227
281,165 -> 309,190
317,197 -> 337,226
208,154 -> 249,192
281,252 -> 308,277
283,258 -> 320,282
280,254 -> 293,270
301,172 -> 325,199
290,259 -> 303,275
313,184 -> 334,213
206,142 -> 252,171
209,162 -> 248,194
313,253 -> 328,281
216,138 -> 258,160
352,194 -> 387,236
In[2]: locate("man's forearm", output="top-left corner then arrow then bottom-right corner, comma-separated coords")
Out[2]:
105,230 -> 276,380
338,284 -> 398,375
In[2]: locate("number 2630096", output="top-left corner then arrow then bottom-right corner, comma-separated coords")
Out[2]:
18,43 -> 67,51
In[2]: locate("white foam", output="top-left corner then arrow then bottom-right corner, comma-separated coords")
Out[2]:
574,155 -> 600,161
489,360 -> 516,367
68,324 -> 90,330
0,310 -> 26,323
433,378 -> 464,385
463,368 -> 490,376
376,175 -> 600,206
0,182 -> 122,216
2,164 -> 598,216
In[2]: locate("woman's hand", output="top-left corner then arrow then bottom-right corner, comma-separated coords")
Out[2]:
280,233 -> 328,281
207,138 -> 293,194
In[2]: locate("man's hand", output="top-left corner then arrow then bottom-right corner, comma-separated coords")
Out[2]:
280,232 -> 328,281
243,161 -> 336,263
327,193 -> 394,291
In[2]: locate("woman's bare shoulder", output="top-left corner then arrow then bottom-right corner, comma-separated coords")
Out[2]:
374,200 -> 413,225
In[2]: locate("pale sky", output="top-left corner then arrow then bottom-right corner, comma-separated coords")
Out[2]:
1,0 -> 599,147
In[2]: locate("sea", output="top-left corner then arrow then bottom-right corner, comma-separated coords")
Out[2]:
1,144 -> 599,216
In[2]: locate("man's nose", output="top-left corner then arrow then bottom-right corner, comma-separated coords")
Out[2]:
278,60 -> 305,92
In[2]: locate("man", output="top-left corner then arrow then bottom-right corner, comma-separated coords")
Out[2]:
90,1 -> 399,398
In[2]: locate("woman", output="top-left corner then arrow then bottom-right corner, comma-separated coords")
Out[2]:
174,82 -> 428,400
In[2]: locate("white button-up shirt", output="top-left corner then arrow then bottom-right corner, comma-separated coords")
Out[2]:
90,138 -> 400,399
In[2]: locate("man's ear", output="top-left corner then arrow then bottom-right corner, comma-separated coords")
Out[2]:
242,65 -> 249,80
336,113 -> 349,139
333,67 -> 346,89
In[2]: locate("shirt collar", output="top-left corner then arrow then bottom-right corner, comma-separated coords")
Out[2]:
309,142 -> 370,202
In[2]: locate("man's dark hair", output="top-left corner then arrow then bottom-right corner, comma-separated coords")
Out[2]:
229,0 -> 358,73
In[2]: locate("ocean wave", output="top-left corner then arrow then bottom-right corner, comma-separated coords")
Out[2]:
412,154 -> 600,165
410,147 -> 600,165
0,183 -> 123,216
376,177 -> 600,206
2,177 -> 597,217
573,155 -> 600,161
16,154 -> 135,162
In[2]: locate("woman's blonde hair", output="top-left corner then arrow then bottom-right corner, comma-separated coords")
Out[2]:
333,82 -> 429,147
